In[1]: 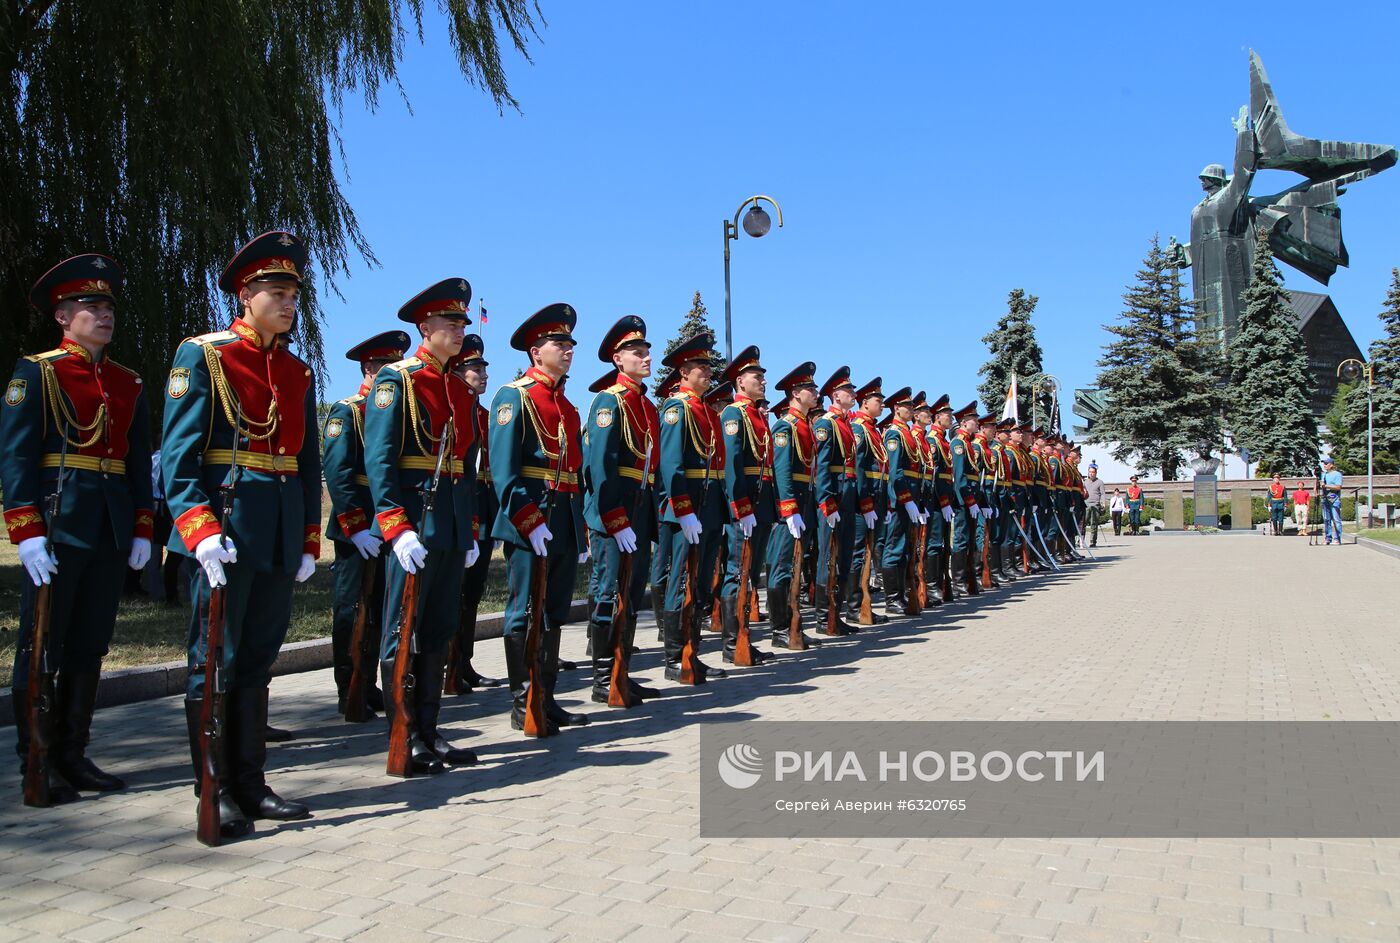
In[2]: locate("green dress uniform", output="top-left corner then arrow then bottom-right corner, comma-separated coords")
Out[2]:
446,334 -> 504,694
766,364 -> 821,649
948,404 -> 983,595
364,280 -> 480,771
812,367 -> 863,635
655,333 -> 729,684
847,379 -> 888,624
324,331 -> 409,720
163,232 -> 320,827
878,389 -> 920,616
3,254 -> 153,798
647,367 -> 680,629
718,346 -> 776,664
490,305 -> 590,732
583,316 -> 662,706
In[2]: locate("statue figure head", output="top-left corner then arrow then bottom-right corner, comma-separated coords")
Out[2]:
1198,163 -> 1227,193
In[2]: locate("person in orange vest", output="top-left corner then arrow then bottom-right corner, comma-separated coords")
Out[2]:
1267,473 -> 1287,535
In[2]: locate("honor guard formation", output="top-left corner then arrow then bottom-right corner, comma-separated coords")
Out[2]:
3,235 -> 1094,843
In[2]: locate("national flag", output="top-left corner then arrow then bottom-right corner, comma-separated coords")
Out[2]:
1000,373 -> 1019,422
479,302 -> 488,326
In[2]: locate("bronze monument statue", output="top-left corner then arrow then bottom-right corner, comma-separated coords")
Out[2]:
1175,51 -> 1396,342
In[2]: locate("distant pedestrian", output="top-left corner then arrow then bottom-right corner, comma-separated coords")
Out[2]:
1267,473 -> 1287,535
1083,462 -> 1106,547
1110,489 -> 1126,536
1126,476 -> 1145,535
1321,457 -> 1343,545
1292,481 -> 1311,531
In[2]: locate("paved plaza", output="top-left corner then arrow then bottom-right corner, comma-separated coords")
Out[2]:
2,536 -> 1399,943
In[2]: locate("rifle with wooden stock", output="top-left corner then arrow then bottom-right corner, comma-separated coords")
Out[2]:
521,421 -> 565,735
607,440 -> 651,706
342,555 -> 380,723
197,429 -> 239,844
386,432 -> 449,774
22,435 -> 66,809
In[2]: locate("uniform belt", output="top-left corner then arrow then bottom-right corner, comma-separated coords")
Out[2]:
479,472 -> 493,484
683,468 -> 725,480
42,454 -> 126,475
792,472 -> 812,484
353,474 -> 369,487
521,466 -> 579,486
906,471 -> 923,481
741,466 -> 774,478
619,467 -> 655,485
203,450 -> 298,473
939,473 -> 953,482
862,470 -> 888,481
828,464 -> 854,473
398,456 -> 466,475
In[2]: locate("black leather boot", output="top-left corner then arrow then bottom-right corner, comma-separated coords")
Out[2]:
455,599 -> 503,690
689,607 -> 727,679
720,596 -> 740,664
768,585 -> 793,649
660,609 -> 693,683
231,689 -> 310,821
415,653 -> 476,765
813,586 -> 856,636
652,585 -> 666,642
15,686 -> 80,805
590,616 -> 638,705
544,622 -> 589,727
881,567 -> 905,620
184,698 -> 252,838
52,671 -> 124,792
505,634 -> 558,736
620,613 -> 659,699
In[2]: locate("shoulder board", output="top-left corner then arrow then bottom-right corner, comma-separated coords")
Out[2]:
505,376 -> 535,390
186,330 -> 237,347
386,356 -> 421,372
338,394 -> 365,406
24,348 -> 68,363
604,383 -> 629,396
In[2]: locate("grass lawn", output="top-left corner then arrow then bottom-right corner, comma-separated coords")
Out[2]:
1359,528 -> 1400,547
0,538 -> 586,688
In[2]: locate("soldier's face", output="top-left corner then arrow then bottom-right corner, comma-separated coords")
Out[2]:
862,395 -> 884,416
532,338 -> 574,377
680,360 -> 712,393
935,411 -> 952,430
55,298 -> 114,348
914,408 -> 932,428
832,388 -> 856,411
895,405 -> 912,423
241,280 -> 298,336
791,385 -> 818,412
362,358 -> 393,383
461,365 -> 488,394
422,315 -> 466,357
737,369 -> 765,400
613,343 -> 652,380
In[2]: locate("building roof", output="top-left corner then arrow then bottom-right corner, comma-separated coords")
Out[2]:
1287,290 -> 1331,332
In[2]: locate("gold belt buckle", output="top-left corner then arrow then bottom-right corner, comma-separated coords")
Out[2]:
99,458 -> 112,473
271,455 -> 288,472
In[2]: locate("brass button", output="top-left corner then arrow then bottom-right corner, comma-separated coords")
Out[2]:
278,447 -> 286,454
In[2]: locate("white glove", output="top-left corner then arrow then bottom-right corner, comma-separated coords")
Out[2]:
981,507 -> 994,520
825,510 -> 841,527
678,512 -> 702,545
902,501 -> 920,523
739,513 -> 756,538
528,523 -> 553,556
919,510 -> 930,526
392,530 -> 428,574
614,526 -> 638,554
941,505 -> 955,524
578,550 -> 590,565
465,541 -> 480,567
18,536 -> 58,587
786,514 -> 805,539
968,503 -> 981,518
194,534 -> 237,588
862,510 -> 877,529
127,536 -> 151,571
350,530 -> 381,560
295,553 -> 316,583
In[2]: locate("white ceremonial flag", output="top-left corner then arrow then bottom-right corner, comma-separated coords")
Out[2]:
1001,374 -> 1019,422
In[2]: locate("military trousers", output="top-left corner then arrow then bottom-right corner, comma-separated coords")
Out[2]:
331,539 -> 384,671
815,481 -> 857,592
502,493 -> 581,636
722,518 -> 772,599
186,560 -> 295,697
381,545 -> 467,660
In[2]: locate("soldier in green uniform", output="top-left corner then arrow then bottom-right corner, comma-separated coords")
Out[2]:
323,330 -> 408,720
583,316 -> 662,706
879,387 -> 924,619
698,379 -> 733,636
847,378 -> 888,624
444,335 -> 505,694
490,305 -> 591,734
656,333 -> 729,684
648,367 -> 680,638
913,395 -> 948,601
718,346 -> 776,664
364,279 -> 481,772
3,254 -> 153,802
767,364 -> 823,649
812,367 -> 863,634
163,232 -> 320,836
948,402 -> 984,596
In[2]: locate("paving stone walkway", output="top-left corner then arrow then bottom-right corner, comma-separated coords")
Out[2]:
3,535 -> 1399,942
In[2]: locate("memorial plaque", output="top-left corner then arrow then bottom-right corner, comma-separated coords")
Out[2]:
1231,490 -> 1253,530
1164,491 -> 1184,530
1194,475 -> 1218,526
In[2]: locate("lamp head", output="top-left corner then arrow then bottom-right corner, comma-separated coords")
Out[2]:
742,204 -> 772,238
1339,360 -> 1363,383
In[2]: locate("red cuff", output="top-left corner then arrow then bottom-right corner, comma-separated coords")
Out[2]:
939,496 -> 951,508
133,509 -> 154,542
895,488 -> 912,505
337,508 -> 369,536
472,516 -> 481,541
4,505 -> 46,544
778,498 -> 798,518
819,497 -> 838,517
510,503 -> 546,538
670,494 -> 694,518
376,507 -> 413,542
175,504 -> 220,551
858,497 -> 874,515
602,506 -> 630,536
303,525 -> 321,559
963,494 -> 978,508
731,498 -> 754,520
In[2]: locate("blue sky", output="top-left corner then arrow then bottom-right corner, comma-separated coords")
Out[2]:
316,1 -> 1400,437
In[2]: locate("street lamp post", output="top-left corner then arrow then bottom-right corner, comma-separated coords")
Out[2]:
722,195 -> 784,362
1032,374 -> 1060,433
1337,358 -> 1374,520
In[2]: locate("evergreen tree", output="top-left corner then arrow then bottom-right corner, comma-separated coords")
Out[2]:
1,1 -> 541,405
976,289 -> 1044,417
1089,234 -> 1225,479
1363,268 -> 1400,470
1321,382 -> 1367,475
1226,232 -> 1318,476
660,291 -> 727,390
